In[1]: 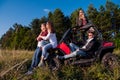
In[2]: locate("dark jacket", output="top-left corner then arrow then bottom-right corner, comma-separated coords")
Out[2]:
79,38 -> 97,55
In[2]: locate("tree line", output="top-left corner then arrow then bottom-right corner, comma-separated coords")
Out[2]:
0,0 -> 120,50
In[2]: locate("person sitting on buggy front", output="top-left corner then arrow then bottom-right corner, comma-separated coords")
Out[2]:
38,21 -> 57,67
58,30 -> 97,59
26,23 -> 48,75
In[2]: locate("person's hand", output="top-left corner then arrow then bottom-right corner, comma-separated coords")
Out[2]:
39,35 -> 42,38
37,36 -> 42,41
36,37 -> 39,41
83,17 -> 86,20
76,48 -> 79,51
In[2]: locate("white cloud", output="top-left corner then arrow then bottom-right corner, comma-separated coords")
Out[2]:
43,9 -> 50,13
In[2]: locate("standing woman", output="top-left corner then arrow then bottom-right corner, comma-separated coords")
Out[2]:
76,9 -> 88,28
38,21 -> 57,66
76,9 -> 89,40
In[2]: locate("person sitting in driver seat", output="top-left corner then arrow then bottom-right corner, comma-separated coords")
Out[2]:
58,30 -> 96,59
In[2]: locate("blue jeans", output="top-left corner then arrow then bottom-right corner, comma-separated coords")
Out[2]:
29,41 -> 49,71
29,47 -> 41,71
64,43 -> 86,59
37,40 -> 49,47
69,43 -> 79,52
42,43 -> 53,57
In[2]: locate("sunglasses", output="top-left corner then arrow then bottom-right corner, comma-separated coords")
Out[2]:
79,12 -> 83,13
88,35 -> 93,36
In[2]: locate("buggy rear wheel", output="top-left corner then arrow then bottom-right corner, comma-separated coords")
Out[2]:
46,55 -> 61,71
101,52 -> 118,71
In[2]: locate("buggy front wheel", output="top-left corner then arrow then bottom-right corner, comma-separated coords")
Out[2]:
46,55 -> 61,71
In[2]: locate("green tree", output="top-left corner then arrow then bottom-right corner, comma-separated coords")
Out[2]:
1,0 -> 120,49
70,8 -> 82,27
87,4 -> 112,40
48,12 -> 53,22
1,27 -> 14,49
19,29 -> 36,50
106,0 -> 119,12
114,8 -> 120,36
30,18 -> 40,36
52,8 -> 65,41
63,16 -> 71,30
87,4 -> 98,24
11,24 -> 26,49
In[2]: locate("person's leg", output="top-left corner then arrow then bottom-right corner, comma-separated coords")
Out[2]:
34,41 -> 49,67
37,40 -> 49,47
30,47 -> 38,69
76,50 -> 86,56
41,43 -> 52,57
29,47 -> 40,71
34,48 -> 42,67
60,50 -> 86,59
64,51 -> 78,59
28,47 -> 39,71
38,44 -> 52,67
69,43 -> 79,52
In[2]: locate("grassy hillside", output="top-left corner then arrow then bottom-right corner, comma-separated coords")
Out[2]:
0,49 -> 120,80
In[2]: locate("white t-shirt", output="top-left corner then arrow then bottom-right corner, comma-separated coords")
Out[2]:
82,38 -> 93,49
41,32 -> 57,48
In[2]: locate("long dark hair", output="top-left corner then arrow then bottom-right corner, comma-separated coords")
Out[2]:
46,21 -> 55,33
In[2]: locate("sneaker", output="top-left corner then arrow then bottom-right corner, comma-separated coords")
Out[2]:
44,52 -> 49,60
25,70 -> 33,75
38,62 -> 45,67
56,55 -> 64,60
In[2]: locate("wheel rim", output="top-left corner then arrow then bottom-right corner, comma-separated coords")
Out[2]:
103,56 -> 117,69
48,57 -> 60,71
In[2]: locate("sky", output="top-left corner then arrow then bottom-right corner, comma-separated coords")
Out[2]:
0,0 -> 120,38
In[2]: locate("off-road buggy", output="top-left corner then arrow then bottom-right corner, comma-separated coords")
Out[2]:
45,23 -> 118,71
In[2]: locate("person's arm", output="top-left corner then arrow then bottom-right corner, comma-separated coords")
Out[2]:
40,30 -> 48,36
79,40 -> 95,52
37,32 -> 42,41
77,19 -> 83,27
40,32 -> 42,35
40,32 -> 51,40
82,17 -> 88,26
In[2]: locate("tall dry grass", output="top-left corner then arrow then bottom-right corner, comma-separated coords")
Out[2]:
0,49 -> 120,80
0,49 -> 33,80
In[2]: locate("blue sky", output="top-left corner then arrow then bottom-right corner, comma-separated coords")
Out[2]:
0,0 -> 119,38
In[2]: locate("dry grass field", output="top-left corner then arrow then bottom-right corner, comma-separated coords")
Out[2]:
0,49 -> 120,80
